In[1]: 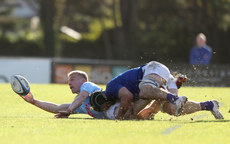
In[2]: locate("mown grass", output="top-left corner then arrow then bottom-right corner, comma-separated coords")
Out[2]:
0,84 -> 229,144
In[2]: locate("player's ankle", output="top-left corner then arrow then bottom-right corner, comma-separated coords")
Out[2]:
166,93 -> 179,103
200,101 -> 214,111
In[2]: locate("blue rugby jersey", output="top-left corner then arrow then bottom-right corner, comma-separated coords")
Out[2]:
104,65 -> 144,100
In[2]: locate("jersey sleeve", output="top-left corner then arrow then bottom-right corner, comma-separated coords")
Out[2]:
167,74 -> 178,89
80,82 -> 101,94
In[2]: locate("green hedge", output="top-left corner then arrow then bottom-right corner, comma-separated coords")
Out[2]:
0,38 -> 43,57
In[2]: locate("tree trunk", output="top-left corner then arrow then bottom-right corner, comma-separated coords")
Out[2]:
99,17 -> 113,59
40,0 -> 55,57
120,0 -> 138,60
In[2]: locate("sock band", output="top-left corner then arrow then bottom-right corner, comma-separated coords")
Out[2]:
166,93 -> 179,103
200,101 -> 214,111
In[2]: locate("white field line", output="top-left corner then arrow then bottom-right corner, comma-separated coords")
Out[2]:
161,114 -> 208,135
161,125 -> 182,135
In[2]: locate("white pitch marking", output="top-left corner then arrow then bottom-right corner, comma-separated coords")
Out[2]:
161,114 -> 208,135
193,114 -> 208,120
161,125 -> 182,135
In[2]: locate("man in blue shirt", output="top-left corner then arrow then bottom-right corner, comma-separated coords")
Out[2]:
190,33 -> 212,66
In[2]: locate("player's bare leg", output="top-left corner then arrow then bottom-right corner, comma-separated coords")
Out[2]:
139,74 -> 187,116
161,100 -> 224,119
138,100 -> 224,119
180,101 -> 202,115
137,100 -> 161,119
123,99 -> 151,119
135,87 -> 179,120
159,101 -> 201,115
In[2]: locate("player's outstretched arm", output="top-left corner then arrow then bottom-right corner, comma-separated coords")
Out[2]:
22,92 -> 70,114
33,100 -> 70,114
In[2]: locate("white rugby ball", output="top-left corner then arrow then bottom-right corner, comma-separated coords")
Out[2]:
10,75 -> 30,96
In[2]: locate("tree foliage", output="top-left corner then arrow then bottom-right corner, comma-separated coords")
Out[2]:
1,0 -> 230,64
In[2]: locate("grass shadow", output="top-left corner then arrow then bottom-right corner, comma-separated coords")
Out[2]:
188,119 -> 230,123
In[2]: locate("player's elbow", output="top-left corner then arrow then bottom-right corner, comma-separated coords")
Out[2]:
120,94 -> 133,105
54,104 -> 69,113
118,87 -> 133,105
53,105 -> 63,113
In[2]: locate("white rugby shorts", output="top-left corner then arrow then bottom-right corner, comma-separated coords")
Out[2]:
105,102 -> 120,119
142,61 -> 170,82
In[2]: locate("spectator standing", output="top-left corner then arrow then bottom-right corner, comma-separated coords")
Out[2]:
190,33 -> 212,66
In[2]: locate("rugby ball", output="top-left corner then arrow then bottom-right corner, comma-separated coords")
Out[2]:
10,75 -> 30,96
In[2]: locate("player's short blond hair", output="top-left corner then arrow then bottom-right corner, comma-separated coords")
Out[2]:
68,70 -> 88,81
197,33 -> 206,41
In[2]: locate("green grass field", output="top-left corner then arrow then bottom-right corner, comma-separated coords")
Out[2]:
0,84 -> 230,144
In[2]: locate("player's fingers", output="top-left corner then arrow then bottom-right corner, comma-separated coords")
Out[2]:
54,113 -> 69,118
56,115 -> 68,118
54,113 -> 62,118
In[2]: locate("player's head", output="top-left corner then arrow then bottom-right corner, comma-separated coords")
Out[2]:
68,70 -> 88,94
90,91 -> 115,112
196,33 -> 206,47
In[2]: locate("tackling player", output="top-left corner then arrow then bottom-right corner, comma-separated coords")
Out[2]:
90,61 -> 188,119
127,73 -> 224,120
137,99 -> 224,120
89,61 -> 224,120
90,73 -> 224,120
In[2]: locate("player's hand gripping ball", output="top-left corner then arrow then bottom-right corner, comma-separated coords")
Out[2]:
10,75 -> 30,96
